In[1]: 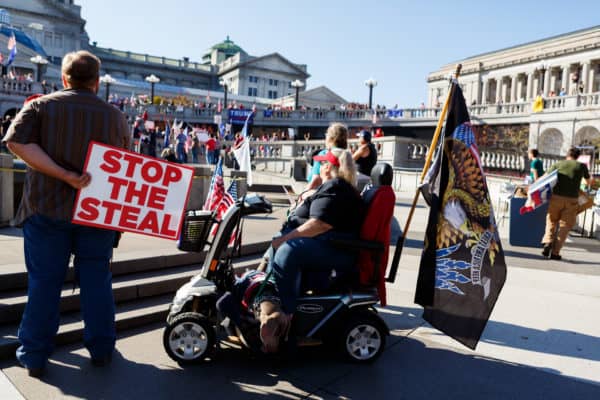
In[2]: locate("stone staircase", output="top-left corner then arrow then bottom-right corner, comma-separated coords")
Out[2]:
0,241 -> 269,360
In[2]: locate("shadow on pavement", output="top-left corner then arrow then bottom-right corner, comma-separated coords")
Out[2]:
380,305 -> 600,364
3,319 -> 599,400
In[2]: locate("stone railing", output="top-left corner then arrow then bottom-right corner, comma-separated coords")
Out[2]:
95,46 -> 212,73
0,79 -> 40,97
122,91 -> 600,125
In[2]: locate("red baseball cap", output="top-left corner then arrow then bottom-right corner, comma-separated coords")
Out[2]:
313,150 -> 340,167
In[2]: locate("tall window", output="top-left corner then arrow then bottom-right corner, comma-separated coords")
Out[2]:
248,87 -> 258,96
269,79 -> 278,86
268,90 -> 278,99
248,75 -> 258,83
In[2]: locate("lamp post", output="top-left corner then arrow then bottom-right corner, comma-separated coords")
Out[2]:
364,78 -> 377,109
29,55 -> 48,83
536,61 -> 547,95
291,79 -> 304,110
99,74 -> 116,102
219,78 -> 228,111
145,74 -> 160,104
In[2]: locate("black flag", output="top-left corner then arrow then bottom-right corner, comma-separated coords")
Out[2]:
415,83 -> 507,349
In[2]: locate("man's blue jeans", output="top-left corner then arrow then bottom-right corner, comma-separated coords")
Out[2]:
270,230 -> 358,314
16,214 -> 116,369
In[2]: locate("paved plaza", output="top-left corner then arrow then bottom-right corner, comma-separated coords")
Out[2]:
0,174 -> 599,399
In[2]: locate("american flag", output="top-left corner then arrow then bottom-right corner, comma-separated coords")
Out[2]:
203,157 -> 237,243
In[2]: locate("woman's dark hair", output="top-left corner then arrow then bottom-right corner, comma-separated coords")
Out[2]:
529,149 -> 539,157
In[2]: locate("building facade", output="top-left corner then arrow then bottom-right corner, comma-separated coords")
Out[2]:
427,26 -> 600,155
0,1 -> 308,102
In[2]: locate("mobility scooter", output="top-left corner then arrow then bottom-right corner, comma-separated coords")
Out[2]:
163,163 -> 396,365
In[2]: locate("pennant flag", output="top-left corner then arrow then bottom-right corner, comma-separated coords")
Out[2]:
233,112 -> 254,186
372,109 -> 378,125
206,90 -> 211,103
6,32 -> 17,67
415,83 -> 507,350
519,170 -> 558,214
217,99 -> 222,113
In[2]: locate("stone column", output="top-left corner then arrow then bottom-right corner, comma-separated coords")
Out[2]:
510,75 -> 518,102
543,68 -> 551,96
526,72 -> 534,100
516,76 -> 524,101
588,65 -> 595,93
561,65 -> 570,94
581,62 -> 590,93
481,79 -> 488,104
495,78 -> 503,103
474,76 -> 482,104
550,69 -> 557,94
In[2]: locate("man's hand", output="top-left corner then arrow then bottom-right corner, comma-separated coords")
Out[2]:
64,171 -> 91,189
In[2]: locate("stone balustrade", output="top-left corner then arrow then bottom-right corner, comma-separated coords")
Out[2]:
122,92 -> 600,126
0,79 -> 40,97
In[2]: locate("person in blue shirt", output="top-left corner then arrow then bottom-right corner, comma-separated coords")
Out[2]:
528,148 -> 544,182
305,122 -> 348,191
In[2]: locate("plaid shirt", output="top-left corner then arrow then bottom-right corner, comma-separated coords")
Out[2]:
3,89 -> 131,225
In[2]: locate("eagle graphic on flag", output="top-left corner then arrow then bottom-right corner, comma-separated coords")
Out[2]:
415,82 -> 507,350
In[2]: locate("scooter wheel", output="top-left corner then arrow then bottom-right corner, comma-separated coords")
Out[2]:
163,312 -> 216,365
339,312 -> 386,363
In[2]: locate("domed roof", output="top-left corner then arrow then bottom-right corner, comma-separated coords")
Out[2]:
205,36 -> 245,58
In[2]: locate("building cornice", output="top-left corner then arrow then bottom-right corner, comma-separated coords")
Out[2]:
428,26 -> 600,82
218,52 -> 310,79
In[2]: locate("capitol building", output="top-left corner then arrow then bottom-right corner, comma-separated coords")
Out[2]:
427,25 -> 600,155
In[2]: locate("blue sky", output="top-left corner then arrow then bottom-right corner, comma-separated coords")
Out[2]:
78,0 -> 600,107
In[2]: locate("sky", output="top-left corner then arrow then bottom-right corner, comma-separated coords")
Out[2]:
77,0 -> 600,108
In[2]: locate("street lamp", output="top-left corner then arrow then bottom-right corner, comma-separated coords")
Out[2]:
364,78 -> 377,109
145,74 -> 160,104
99,74 -> 116,102
536,61 -> 547,94
291,79 -> 304,110
29,55 -> 48,83
219,78 -> 228,111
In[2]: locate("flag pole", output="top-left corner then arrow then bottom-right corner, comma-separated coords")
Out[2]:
386,64 -> 462,283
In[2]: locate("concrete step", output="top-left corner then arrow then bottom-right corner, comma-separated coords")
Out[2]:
0,253 -> 267,361
0,240 -> 271,293
0,294 -> 173,361
0,255 -> 263,325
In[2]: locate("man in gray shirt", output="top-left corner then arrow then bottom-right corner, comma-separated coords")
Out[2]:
3,50 -> 130,377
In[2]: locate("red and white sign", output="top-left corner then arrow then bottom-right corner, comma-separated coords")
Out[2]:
72,141 -> 194,240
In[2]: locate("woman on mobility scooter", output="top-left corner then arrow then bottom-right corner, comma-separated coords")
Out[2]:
258,148 -> 365,348
217,148 -> 364,354
163,159 -> 395,364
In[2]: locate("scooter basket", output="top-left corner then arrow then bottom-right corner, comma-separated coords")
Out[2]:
177,210 -> 214,252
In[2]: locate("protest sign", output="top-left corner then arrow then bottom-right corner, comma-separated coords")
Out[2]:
72,141 -> 194,240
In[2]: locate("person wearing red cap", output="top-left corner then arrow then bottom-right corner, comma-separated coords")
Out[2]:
265,148 -> 365,325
